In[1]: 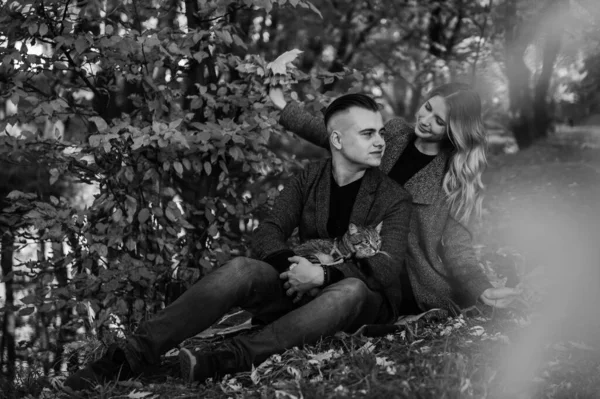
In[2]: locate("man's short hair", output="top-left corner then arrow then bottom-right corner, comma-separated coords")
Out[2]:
323,93 -> 380,127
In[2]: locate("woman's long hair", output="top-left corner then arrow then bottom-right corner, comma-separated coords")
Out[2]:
424,83 -> 488,224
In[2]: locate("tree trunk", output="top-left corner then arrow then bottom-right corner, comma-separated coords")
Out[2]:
1,232 -> 16,394
52,241 -> 75,374
533,0 -> 568,139
503,0 -> 535,149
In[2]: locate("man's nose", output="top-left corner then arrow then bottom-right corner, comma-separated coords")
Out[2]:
374,134 -> 385,147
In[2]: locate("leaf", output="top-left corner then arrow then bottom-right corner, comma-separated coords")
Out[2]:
204,161 -> 212,175
169,119 -> 183,129
90,116 -> 108,132
126,238 -> 136,251
53,61 -> 68,70
124,167 -> 135,182
173,161 -> 184,175
267,49 -> 303,75
286,366 -> 302,380
19,307 -> 36,316
20,294 -> 37,305
7,190 -> 36,200
113,208 -> 123,222
10,92 -> 19,106
39,23 -> 48,36
193,51 -> 209,62
75,37 -> 88,54
89,134 -> 102,147
165,202 -> 180,222
228,146 -> 244,161
250,366 -> 260,384
138,208 -> 150,223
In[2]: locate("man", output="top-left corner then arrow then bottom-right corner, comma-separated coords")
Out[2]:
64,94 -> 412,390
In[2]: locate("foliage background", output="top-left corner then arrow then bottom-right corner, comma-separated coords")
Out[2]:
0,0 -> 599,395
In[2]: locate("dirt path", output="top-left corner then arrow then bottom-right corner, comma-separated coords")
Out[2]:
477,137 -> 600,349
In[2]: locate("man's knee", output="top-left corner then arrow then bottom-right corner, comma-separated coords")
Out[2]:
222,256 -> 275,280
328,278 -> 369,304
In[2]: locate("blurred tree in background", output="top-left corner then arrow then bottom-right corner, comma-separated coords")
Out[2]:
0,0 -> 599,391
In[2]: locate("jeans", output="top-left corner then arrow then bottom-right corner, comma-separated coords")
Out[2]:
127,257 -> 392,369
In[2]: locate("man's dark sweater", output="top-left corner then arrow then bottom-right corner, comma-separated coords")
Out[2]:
262,175 -> 362,285
264,142 -> 432,287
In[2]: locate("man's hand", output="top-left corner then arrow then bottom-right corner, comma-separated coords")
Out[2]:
269,86 -> 287,110
279,256 -> 324,303
479,287 -> 522,308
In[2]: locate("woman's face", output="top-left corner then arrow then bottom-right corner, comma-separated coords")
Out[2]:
415,95 -> 448,142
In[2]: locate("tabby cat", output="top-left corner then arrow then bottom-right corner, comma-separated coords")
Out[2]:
292,222 -> 383,266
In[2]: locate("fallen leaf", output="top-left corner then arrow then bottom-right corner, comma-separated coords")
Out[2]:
470,326 -> 485,336
251,366 -> 260,385
357,341 -> 375,355
286,366 -> 302,380
126,390 -> 155,398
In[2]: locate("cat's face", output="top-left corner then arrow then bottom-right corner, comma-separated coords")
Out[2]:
347,222 -> 382,258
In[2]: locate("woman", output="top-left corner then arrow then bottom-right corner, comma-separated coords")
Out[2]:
269,83 -> 520,314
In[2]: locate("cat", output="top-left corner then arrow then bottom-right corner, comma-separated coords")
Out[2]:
292,222 -> 384,266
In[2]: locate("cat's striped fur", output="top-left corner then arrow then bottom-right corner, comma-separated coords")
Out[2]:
292,222 -> 383,265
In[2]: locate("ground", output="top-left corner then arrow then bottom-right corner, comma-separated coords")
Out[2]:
19,127 -> 600,399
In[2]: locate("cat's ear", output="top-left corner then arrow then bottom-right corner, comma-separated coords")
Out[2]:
375,221 -> 383,234
348,223 -> 358,235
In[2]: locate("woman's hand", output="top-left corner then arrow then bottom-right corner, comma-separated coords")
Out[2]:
279,256 -> 324,303
269,86 -> 287,110
479,287 -> 522,308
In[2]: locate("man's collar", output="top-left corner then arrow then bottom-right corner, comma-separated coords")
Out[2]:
316,160 -> 383,237
326,160 -> 381,193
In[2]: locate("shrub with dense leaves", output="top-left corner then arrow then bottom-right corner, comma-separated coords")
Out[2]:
0,0 -> 358,381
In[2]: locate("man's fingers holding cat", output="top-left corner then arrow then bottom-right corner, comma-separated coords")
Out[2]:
288,256 -> 313,268
286,287 -> 298,297
292,293 -> 304,303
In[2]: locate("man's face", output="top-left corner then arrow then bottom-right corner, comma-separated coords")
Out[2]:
329,107 -> 386,168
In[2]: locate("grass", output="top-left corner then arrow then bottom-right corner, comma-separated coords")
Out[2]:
17,309 -> 600,399
5,132 -> 600,399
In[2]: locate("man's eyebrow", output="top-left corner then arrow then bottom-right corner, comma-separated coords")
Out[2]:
359,128 -> 376,133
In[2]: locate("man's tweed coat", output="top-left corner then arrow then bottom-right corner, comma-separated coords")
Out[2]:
251,159 -> 412,319
278,102 -> 493,313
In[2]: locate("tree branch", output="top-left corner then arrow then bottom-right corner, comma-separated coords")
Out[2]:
471,0 -> 493,83
36,1 -> 103,101
131,0 -> 150,75
363,46 -> 416,90
59,0 -> 72,35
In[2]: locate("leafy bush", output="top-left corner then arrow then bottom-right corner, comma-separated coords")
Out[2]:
0,0 -> 356,380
